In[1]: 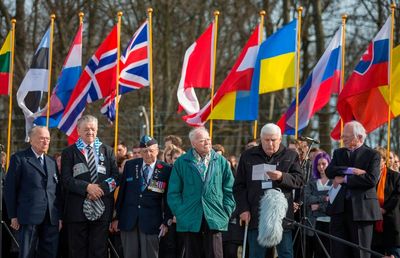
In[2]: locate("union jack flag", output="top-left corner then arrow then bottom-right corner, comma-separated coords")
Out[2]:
59,26 -> 118,142
101,21 -> 149,121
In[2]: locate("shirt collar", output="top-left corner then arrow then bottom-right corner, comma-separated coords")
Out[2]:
192,149 -> 211,162
142,160 -> 156,170
31,147 -> 44,159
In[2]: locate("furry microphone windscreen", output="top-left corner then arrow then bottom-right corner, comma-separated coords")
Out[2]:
257,188 -> 288,247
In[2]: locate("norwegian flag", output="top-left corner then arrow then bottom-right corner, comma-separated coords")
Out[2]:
58,26 -> 118,143
101,21 -> 149,121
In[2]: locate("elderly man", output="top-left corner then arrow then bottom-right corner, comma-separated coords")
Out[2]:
168,127 -> 235,258
5,126 -> 61,258
234,123 -> 304,258
326,121 -> 381,258
113,135 -> 171,258
61,115 -> 119,258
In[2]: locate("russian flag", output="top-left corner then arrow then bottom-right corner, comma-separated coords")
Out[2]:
278,27 -> 342,135
331,17 -> 391,140
34,24 -> 83,128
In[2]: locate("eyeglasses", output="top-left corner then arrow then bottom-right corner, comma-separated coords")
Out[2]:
39,137 -> 51,142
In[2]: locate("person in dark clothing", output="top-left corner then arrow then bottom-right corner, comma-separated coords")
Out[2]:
234,123 -> 304,258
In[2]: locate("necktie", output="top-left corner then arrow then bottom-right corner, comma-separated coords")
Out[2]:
82,145 -> 105,221
141,165 -> 150,191
38,156 -> 46,173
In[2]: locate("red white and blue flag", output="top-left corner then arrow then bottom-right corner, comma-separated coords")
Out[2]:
331,17 -> 391,139
34,24 -> 83,128
58,26 -> 118,142
101,21 -> 149,121
277,27 -> 343,135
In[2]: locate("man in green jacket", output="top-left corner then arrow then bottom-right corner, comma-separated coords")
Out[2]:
167,127 -> 235,258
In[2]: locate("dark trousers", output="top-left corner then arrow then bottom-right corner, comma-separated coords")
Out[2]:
67,221 -> 109,258
19,211 -> 59,258
159,223 -> 184,258
330,200 -> 374,258
182,219 -> 223,258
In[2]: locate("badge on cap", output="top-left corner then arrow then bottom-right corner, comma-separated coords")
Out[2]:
140,135 -> 158,148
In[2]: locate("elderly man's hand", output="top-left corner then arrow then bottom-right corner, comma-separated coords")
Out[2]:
267,170 -> 283,181
334,176 -> 345,185
352,168 -> 366,176
239,211 -> 251,226
87,183 -> 104,199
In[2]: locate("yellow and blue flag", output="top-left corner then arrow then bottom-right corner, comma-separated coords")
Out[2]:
253,19 -> 297,94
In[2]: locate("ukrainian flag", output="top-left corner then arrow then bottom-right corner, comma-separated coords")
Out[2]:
253,19 -> 297,94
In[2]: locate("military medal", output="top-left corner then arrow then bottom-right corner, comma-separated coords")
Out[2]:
135,165 -> 139,179
99,153 -> 105,162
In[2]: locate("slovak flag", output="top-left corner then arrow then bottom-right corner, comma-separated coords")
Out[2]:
34,24 -> 83,128
331,17 -> 391,139
184,25 -> 260,126
277,27 -> 342,135
101,21 -> 149,121
177,22 -> 214,116
58,25 -> 118,143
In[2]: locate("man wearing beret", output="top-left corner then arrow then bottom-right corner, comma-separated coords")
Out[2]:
112,135 -> 172,258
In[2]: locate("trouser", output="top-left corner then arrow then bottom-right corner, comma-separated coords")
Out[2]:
248,229 -> 292,258
67,221 -> 109,258
121,226 -> 159,258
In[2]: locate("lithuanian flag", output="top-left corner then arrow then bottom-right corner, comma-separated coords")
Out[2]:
0,31 -> 12,95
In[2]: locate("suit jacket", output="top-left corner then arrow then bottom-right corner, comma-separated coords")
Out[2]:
234,144 -> 304,229
115,158 -> 172,234
4,148 -> 61,225
326,145 -> 382,221
61,143 -> 119,223
373,168 -> 400,247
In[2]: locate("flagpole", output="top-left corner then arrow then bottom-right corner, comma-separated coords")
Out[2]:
209,10 -> 219,139
339,14 -> 347,148
79,12 -> 84,26
386,4 -> 395,165
294,7 -> 303,140
147,8 -> 154,137
114,11 -> 123,154
46,14 -> 56,128
253,10 -> 265,140
6,19 -> 16,171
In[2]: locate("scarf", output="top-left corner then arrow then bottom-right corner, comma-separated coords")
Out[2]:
375,166 -> 387,233
76,137 -> 102,157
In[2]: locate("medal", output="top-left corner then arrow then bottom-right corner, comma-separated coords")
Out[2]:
99,153 -> 105,162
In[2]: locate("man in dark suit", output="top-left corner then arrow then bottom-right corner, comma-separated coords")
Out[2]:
112,135 -> 172,258
4,126 -> 61,258
326,121 -> 382,258
61,115 -> 119,258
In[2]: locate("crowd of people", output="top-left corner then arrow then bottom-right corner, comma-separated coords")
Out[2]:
1,115 -> 400,258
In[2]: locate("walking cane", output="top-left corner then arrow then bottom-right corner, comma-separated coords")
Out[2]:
242,223 -> 248,258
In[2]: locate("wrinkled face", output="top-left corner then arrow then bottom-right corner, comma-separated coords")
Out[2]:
261,133 -> 282,156
341,125 -> 361,149
141,144 -> 159,165
30,127 -> 50,155
132,148 -> 142,159
78,121 -> 98,145
117,144 -> 127,158
191,130 -> 212,156
317,158 -> 329,174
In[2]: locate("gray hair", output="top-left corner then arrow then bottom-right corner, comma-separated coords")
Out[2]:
260,123 -> 282,137
77,115 -> 98,129
188,127 -> 209,143
345,121 -> 366,143
28,125 -> 48,138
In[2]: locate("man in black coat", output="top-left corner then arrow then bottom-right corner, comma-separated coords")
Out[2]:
61,115 -> 119,258
112,135 -> 171,258
5,126 -> 61,258
326,121 -> 382,258
234,123 -> 304,258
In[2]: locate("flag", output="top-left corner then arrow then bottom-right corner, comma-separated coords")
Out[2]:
0,31 -> 12,95
254,19 -> 297,94
17,27 -> 50,140
58,26 -> 118,142
100,21 -> 149,121
277,27 -> 342,135
331,17 -> 391,139
34,24 -> 82,127
184,25 -> 260,126
177,22 -> 214,116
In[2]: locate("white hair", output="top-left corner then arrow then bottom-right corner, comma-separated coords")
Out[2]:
77,115 -> 98,129
188,127 -> 209,143
260,123 -> 282,137
345,121 -> 367,143
28,126 -> 49,138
